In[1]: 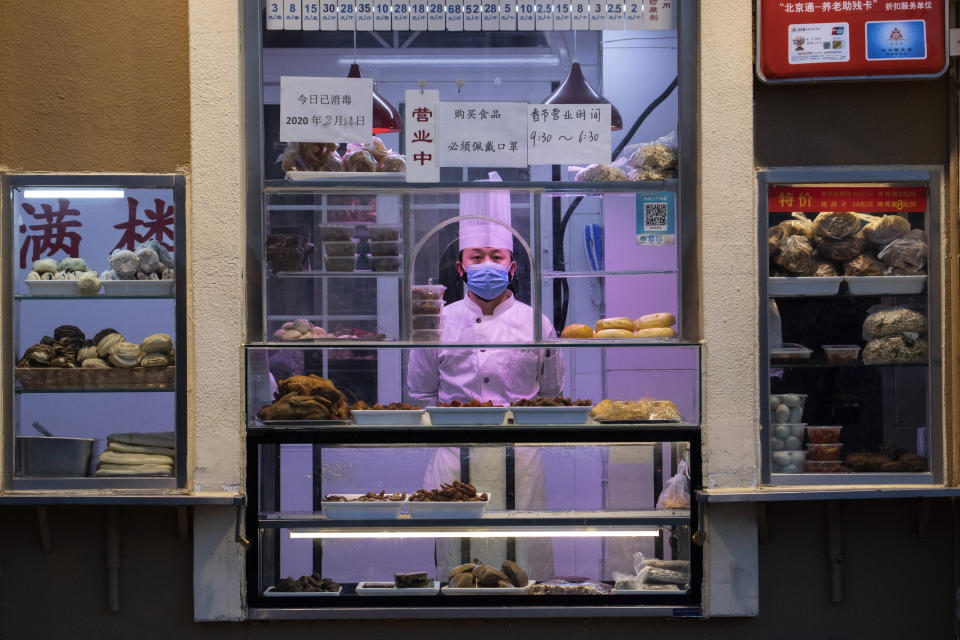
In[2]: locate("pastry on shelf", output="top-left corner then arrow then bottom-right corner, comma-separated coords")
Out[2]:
257,375 -> 351,421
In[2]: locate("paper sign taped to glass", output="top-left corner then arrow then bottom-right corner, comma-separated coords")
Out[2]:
279,76 -> 373,144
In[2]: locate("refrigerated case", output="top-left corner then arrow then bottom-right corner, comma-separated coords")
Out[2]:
243,0 -> 700,615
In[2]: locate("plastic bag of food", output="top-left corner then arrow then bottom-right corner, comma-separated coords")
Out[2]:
862,306 -> 927,340
775,235 -> 816,275
637,566 -> 690,586
862,333 -> 928,364
656,460 -> 690,509
815,235 -> 865,262
813,211 -> 861,241
634,553 -> 691,574
814,261 -> 839,277
857,214 -> 910,246
627,131 -> 678,172
843,253 -> 884,277
574,163 -> 628,182
612,572 -> 638,591
878,229 -> 927,273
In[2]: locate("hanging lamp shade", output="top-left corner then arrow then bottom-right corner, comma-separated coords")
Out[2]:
347,63 -> 402,134
541,62 -> 623,131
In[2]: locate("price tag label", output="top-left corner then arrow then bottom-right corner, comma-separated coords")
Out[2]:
571,0 -> 589,30
463,1 -> 482,30
409,0 -> 429,30
284,0 -> 303,29
553,1 -> 571,30
624,0 -> 642,30
428,0 -> 446,29
527,103 -> 610,165
535,1 -> 553,30
499,0 -> 517,30
482,1 -> 500,30
642,0 -> 675,30
303,0 -> 321,29
604,0 -> 623,29
589,0 -> 604,30
446,0 -> 464,30
356,0 -> 375,29
516,1 -> 535,30
374,0 -> 392,29
321,1 -> 339,29
266,1 -> 284,30
338,0 -> 356,29
280,76 -> 373,143
392,0 -> 410,29
438,102 -> 529,167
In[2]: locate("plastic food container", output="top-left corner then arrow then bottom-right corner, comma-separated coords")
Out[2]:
770,344 -> 813,362
806,426 -> 843,444
368,225 -> 401,242
412,299 -> 444,315
804,460 -> 845,473
771,450 -> 807,474
412,284 -> 446,300
412,315 -> 442,330
319,225 -> 354,241
769,394 -> 807,424
769,424 -> 806,451
368,241 -> 400,256
324,255 -> 357,272
322,494 -> 405,520
768,276 -> 842,296
807,443 -> 843,461
412,329 -> 441,343
323,240 -> 357,257
368,256 -> 401,272
823,344 -> 860,365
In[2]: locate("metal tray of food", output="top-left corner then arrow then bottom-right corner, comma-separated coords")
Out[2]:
509,406 -> 593,425
321,494 -> 405,520
425,407 -> 507,425
406,498 -> 488,520
441,581 -> 534,595
263,587 -> 342,597
351,410 -> 424,426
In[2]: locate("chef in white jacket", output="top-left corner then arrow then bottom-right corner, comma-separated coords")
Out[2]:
407,173 -> 565,580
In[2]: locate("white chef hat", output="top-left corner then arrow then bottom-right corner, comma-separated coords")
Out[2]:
458,171 -> 513,252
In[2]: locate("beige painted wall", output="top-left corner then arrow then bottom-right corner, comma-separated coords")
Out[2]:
0,0 -> 190,171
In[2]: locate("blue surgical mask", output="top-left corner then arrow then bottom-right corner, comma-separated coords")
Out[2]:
463,262 -> 511,301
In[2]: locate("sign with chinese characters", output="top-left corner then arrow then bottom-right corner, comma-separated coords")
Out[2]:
757,0 -> 947,83
642,0 -> 675,30
767,185 -> 927,213
279,76 -> 373,143
635,192 -> 675,245
437,102 -> 528,167
405,89 -> 440,182
527,104 -> 610,165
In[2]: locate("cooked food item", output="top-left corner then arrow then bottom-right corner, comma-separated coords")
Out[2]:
815,235 -> 866,262
352,401 -> 420,411
807,444 -> 842,461
590,399 -> 682,422
446,561 -> 529,588
77,344 -> 98,362
32,258 -> 58,274
275,574 -> 340,593
344,149 -> 378,172
141,333 -> 174,354
501,561 -> 529,588
97,332 -> 126,358
409,481 -> 488,502
324,491 -> 407,502
412,301 -> 443,315
575,163 -> 628,182
108,341 -> 142,367
813,211 -> 860,241
18,343 -> 56,367
473,565 -> 510,588
595,328 -> 634,339
629,140 -> 677,171
878,228 -> 928,273
638,566 -> 690,587
880,443 -> 907,461
858,214 -> 910,246
862,335 -> 928,364
634,327 -> 677,339
635,313 -> 676,330
380,153 -> 405,172
411,284 -> 446,300
775,235 -> 816,275
511,396 -> 591,407
76,271 -> 101,295
900,453 -> 928,472
844,254 -> 884,277
526,580 -> 612,595
437,399 -> 501,407
813,261 -> 839,277
257,375 -> 351,421
140,353 -> 170,367
449,572 -> 477,588
81,358 -> 110,368
595,317 -> 634,332
561,323 -> 594,339
862,308 -> 927,339
450,563 -> 477,578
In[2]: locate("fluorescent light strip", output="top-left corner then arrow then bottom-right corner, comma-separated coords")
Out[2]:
337,55 -> 560,67
290,529 -> 659,539
23,189 -> 125,199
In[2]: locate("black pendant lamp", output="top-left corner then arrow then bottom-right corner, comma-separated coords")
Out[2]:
541,62 -> 623,131
347,63 -> 402,134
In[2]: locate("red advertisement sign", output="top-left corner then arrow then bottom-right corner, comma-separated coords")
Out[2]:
768,185 -> 927,212
757,0 -> 947,83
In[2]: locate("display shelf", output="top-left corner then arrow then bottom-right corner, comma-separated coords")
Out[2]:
0,491 -> 243,505
14,387 -> 175,394
11,477 -> 179,490
769,361 -> 929,369
542,270 -> 678,279
246,340 -> 700,349
771,472 -> 934,486
14,294 -> 176,300
270,272 -> 402,279
264,179 -> 678,195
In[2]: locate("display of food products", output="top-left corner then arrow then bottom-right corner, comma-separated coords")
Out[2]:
803,460 -> 846,473
878,229 -> 927,274
280,137 -> 405,173
769,393 -> 806,424
447,561 -> 530,588
413,299 -> 444,314
26,257 -> 102,294
769,423 -> 804,452
822,345 -> 860,364
368,225 -> 401,242
394,572 -> 430,588
589,398 -> 682,422
775,235 -> 816,275
526,580 -> 613,595
862,334 -> 928,364
324,491 -> 407,502
560,323 -> 594,339
274,574 -> 340,593
574,163 -> 628,182
843,253 -> 884,277
101,240 -> 175,281
812,211 -> 860,241
17,326 -> 174,370
511,396 -> 591,407
323,240 -> 357,257
857,213 -> 910,246
863,307 -> 928,340
412,315 -> 441,330
368,255 -> 401,272
626,137 -> 678,181
409,481 -> 488,502
266,234 -> 314,273
257,375 -> 350,421
95,431 -> 175,477
412,283 -> 446,300
368,241 -> 400,256
561,313 -> 677,339
324,255 -> 357,272
771,450 -> 807,474
319,225 -> 354,242
807,443 -> 842,461
273,319 -> 385,341
437,399 -> 500,408
352,401 -> 420,411
806,426 -> 842,444
844,449 -> 928,473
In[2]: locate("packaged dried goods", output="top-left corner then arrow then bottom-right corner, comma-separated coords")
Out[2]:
862,307 -> 927,340
857,214 -> 910,246
815,235 -> 866,262
774,235 -> 816,275
878,228 -> 927,273
813,211 -> 861,240
862,334 -> 928,364
813,262 -> 839,277
843,254 -> 884,277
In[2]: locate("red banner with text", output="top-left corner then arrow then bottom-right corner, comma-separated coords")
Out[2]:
768,185 -> 926,213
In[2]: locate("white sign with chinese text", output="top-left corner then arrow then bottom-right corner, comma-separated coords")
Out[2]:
280,76 -> 373,143
571,0 -> 589,30
535,1 -> 553,30
321,1 -> 339,30
482,1 -> 500,30
374,0 -> 393,29
642,0 -> 675,30
284,0 -> 302,29
624,0 -> 643,29
446,0 -> 464,30
303,0 -> 321,30
356,0 -> 375,30
464,1 -> 482,30
410,0 -> 429,29
405,90 -> 440,182
554,1 -> 572,30
500,1 -> 517,30
527,103 -> 610,165
429,0 -> 446,30
392,0 -> 410,29
338,0 -> 357,29
517,1 -> 536,30
605,0 -> 623,29
437,102 -> 528,167
266,1 -> 284,29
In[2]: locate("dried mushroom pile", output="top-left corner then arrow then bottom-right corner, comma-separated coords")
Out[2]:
409,481 -> 488,502
18,326 -> 174,369
274,575 -> 340,593
257,374 -> 351,421
769,212 -> 927,278
447,561 -> 529,588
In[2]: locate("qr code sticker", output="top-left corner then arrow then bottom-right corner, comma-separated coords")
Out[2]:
643,202 -> 668,231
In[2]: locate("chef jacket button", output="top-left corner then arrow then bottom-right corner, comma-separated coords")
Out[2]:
480,349 -> 486,352
475,318 -> 481,323
483,377 -> 490,383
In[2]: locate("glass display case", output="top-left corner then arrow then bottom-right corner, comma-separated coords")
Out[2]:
2,174 -> 186,489
243,0 -> 700,614
758,167 -> 942,486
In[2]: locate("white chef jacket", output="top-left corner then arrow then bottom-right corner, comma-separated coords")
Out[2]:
407,291 -> 565,580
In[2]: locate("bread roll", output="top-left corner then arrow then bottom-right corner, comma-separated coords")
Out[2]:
595,317 -> 634,332
634,327 -> 677,338
635,313 -> 676,330
595,328 -> 635,339
561,323 -> 594,339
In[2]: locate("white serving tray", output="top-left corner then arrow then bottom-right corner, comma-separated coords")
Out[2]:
441,580 -> 534,595
286,171 -> 405,182
263,586 -> 342,597
352,410 -> 424,426
425,407 -> 507,426
24,280 -> 81,296
355,580 -> 440,596
613,587 -> 684,595
101,280 -> 174,296
321,494 -> 405,520
406,497 -> 488,520
509,406 -> 592,425
768,276 -> 842,296
844,275 -> 926,295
